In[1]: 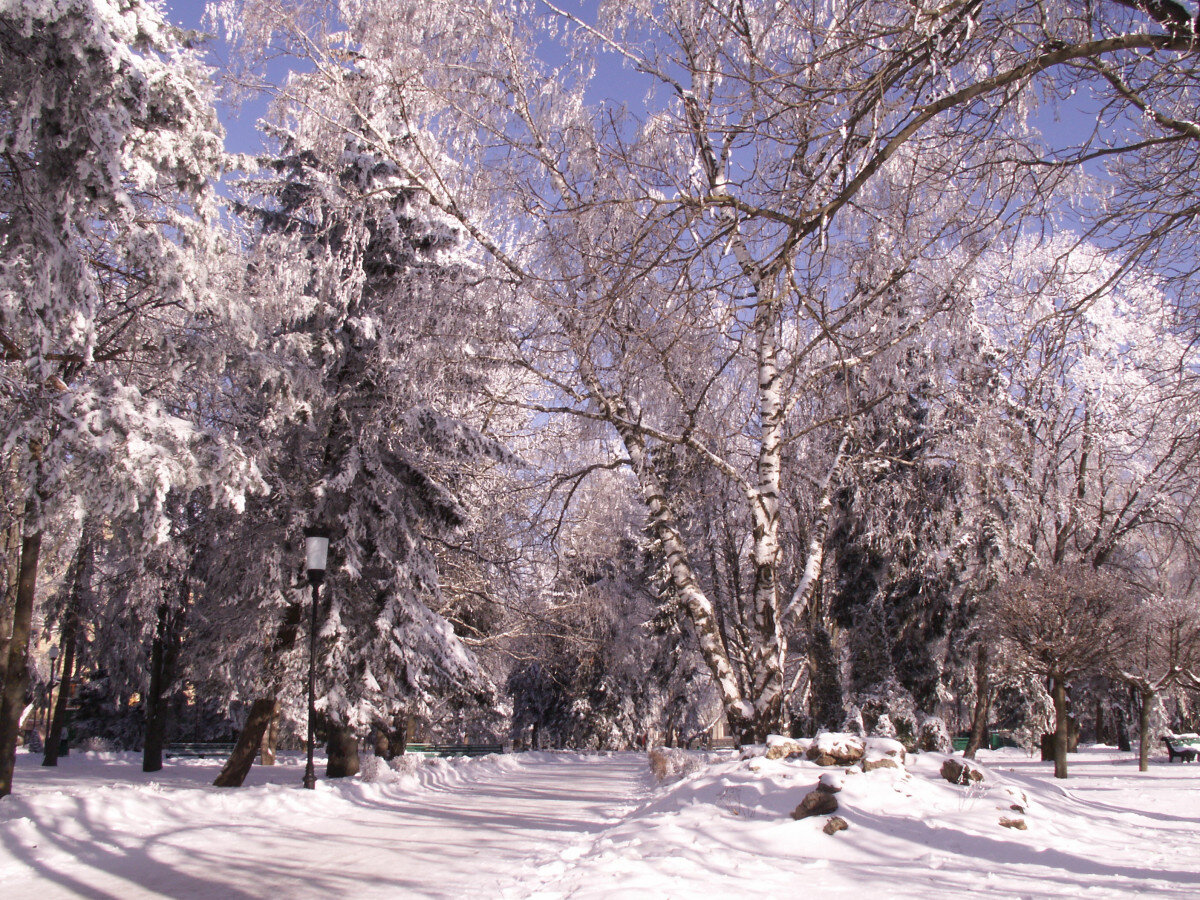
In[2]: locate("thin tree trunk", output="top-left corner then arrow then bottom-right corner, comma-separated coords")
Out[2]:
0,511 -> 22,690
214,698 -> 279,787
964,644 -> 991,759
143,603 -> 171,773
260,701 -> 280,766
0,529 -> 42,797
213,601 -> 304,788
1138,689 -> 1154,773
42,594 -> 78,767
1052,675 -> 1070,779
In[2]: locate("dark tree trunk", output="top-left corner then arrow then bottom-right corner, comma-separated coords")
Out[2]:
143,596 -> 183,773
1138,689 -> 1154,773
1115,704 -> 1132,752
42,597 -> 78,767
1052,675 -> 1069,779
325,726 -> 360,778
0,513 -> 21,690
214,698 -> 279,787
0,530 -> 41,797
213,601 -> 304,788
964,644 -> 991,759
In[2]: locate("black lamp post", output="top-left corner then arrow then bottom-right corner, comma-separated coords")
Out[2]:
302,526 -> 329,790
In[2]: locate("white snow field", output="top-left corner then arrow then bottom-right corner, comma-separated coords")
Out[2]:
1,744 -> 1199,898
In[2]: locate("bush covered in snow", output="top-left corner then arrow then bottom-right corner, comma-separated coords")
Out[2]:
647,747 -> 714,782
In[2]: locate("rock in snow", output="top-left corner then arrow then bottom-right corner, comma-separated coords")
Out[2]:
940,757 -> 985,785
792,789 -> 839,819
823,815 -> 850,835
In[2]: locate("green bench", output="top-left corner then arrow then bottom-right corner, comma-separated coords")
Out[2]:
1163,734 -> 1200,763
951,732 -> 1018,752
164,742 -> 237,758
404,742 -> 503,757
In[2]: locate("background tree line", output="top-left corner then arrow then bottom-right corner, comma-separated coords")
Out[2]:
3,0 -> 1200,795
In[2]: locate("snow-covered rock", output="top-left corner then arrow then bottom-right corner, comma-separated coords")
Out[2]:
806,732 -> 866,766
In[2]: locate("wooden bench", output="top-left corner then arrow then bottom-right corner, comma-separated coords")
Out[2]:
405,743 -> 503,758
165,742 -> 237,759
1162,735 -> 1199,763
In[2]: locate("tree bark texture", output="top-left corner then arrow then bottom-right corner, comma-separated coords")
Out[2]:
260,701 -> 280,766
214,698 -> 279,788
0,530 -> 41,797
143,595 -> 182,774
0,511 -> 22,691
325,726 -> 360,778
42,593 -> 78,767
1052,675 -> 1070,779
964,644 -> 991,759
213,601 -> 304,787
1138,689 -> 1154,773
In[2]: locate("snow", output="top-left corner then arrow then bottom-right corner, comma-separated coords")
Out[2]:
3,745 -> 1200,898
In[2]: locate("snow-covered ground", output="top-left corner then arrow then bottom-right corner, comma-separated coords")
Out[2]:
1,744 -> 1198,898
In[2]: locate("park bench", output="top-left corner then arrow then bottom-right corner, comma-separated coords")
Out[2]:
1162,734 -> 1200,763
164,741 -> 237,758
405,742 -> 503,757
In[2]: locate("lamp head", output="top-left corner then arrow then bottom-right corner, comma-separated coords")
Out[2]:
304,526 -> 330,586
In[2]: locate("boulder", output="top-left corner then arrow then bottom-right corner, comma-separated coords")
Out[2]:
864,737 -> 907,765
940,757 -> 985,785
806,732 -> 865,767
999,817 -> 1027,830
792,789 -> 839,820
765,735 -> 810,760
823,815 -> 850,835
863,756 -> 902,773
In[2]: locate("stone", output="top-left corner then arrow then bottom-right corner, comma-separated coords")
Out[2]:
765,737 -> 809,760
863,756 -> 901,772
792,789 -> 839,820
806,732 -> 866,767
999,817 -> 1027,830
823,816 -> 850,835
816,772 -> 844,793
940,757 -> 984,785
864,737 -> 907,765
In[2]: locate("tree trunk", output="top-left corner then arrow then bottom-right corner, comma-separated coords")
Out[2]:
1137,689 -> 1154,773
260,701 -> 280,766
326,726 -> 360,778
143,602 -> 172,773
214,698 -> 279,787
964,644 -> 991,759
213,601 -> 303,788
42,596 -> 78,767
1052,675 -> 1069,779
1115,704 -> 1132,753
0,530 -> 41,797
0,512 -> 22,690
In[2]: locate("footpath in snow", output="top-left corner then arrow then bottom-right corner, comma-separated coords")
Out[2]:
0,750 -> 645,899
2,744 -> 1200,898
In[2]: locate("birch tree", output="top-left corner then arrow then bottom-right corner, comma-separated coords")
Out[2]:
222,0 -> 1200,742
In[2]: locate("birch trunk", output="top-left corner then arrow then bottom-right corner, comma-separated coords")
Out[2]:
746,299 -> 785,741
611,417 -> 754,740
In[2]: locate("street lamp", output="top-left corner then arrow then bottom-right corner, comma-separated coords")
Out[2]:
302,526 -> 330,790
